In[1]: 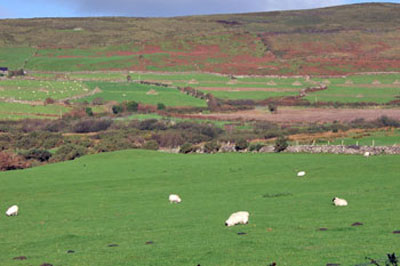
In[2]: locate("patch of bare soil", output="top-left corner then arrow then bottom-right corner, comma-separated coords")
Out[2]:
178,107 -> 400,123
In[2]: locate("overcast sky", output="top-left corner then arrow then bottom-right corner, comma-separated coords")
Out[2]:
0,0 -> 398,18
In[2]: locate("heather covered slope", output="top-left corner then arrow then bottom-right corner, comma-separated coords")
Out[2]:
1,3 -> 400,74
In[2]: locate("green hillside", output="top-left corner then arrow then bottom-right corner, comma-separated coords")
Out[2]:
0,3 -> 399,75
0,150 -> 399,265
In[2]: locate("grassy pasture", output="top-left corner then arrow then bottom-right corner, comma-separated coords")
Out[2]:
80,82 -> 207,107
0,47 -> 36,69
0,102 -> 68,120
0,79 -> 89,101
304,85 -> 400,103
0,150 -> 399,265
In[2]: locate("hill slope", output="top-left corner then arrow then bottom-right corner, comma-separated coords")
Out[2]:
1,3 -> 400,75
0,150 -> 400,265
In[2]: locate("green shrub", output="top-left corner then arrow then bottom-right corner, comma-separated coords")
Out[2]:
85,107 -> 94,116
157,103 -> 166,110
52,144 -> 87,161
125,101 -> 138,112
142,140 -> 159,150
179,143 -> 195,154
203,141 -> 220,153
235,138 -> 249,151
21,149 -> 52,162
112,105 -> 123,114
274,136 -> 288,153
249,143 -> 265,152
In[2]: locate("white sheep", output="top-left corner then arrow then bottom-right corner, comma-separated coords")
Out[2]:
332,197 -> 348,206
6,205 -> 19,216
169,194 -> 181,203
363,152 -> 370,157
297,171 -> 306,177
225,211 -> 249,227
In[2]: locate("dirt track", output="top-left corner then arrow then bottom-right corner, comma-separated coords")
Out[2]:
180,107 -> 400,123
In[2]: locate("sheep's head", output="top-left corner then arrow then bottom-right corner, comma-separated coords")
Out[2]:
225,220 -> 233,227
332,197 -> 337,202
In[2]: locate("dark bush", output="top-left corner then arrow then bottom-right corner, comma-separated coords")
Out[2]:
235,138 -> 249,151
274,136 -> 288,152
179,143 -> 195,154
85,107 -> 93,117
52,144 -> 87,161
44,120 -> 69,132
268,103 -> 278,113
203,141 -> 220,153
21,149 -> 52,162
72,119 -> 112,133
125,101 -> 138,112
377,116 -> 400,127
112,105 -> 123,114
249,143 -> 265,152
14,132 -> 62,150
157,103 -> 166,110
138,119 -> 167,131
142,140 -> 159,150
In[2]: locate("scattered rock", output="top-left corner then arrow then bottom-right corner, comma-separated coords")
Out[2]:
13,256 -> 27,260
326,264 -> 340,266
392,230 -> 400,234
67,250 -> 75,253
318,228 -> 328,231
40,263 -> 53,266
269,262 -> 277,266
237,232 -> 247,235
108,244 -> 119,247
145,241 -> 154,245
351,222 -> 363,226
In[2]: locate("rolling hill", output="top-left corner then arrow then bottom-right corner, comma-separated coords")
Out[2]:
0,3 -> 399,75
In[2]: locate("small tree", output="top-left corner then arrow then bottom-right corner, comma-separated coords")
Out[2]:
204,141 -> 220,153
268,103 -> 278,114
235,138 -> 249,151
274,136 -> 288,152
125,101 -> 138,112
112,105 -> 123,114
157,103 -> 166,110
85,107 -> 93,117
180,143 -> 195,154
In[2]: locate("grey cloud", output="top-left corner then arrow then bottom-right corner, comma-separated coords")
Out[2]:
51,0 -> 346,17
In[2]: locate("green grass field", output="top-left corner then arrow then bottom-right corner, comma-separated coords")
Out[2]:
0,102 -> 68,120
79,81 -> 207,107
0,79 -> 89,101
0,150 -> 399,265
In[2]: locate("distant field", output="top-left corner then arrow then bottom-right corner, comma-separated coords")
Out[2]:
0,47 -> 36,69
0,150 -> 399,265
0,79 -> 89,101
78,81 -> 207,107
0,102 -> 68,120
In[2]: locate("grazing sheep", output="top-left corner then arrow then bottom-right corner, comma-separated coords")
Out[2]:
169,194 -> 181,203
225,211 -> 249,227
6,205 -> 19,216
297,171 -> 306,177
332,197 -> 348,206
363,151 -> 370,157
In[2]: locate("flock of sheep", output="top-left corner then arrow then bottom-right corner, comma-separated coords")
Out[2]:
168,169 -> 349,227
